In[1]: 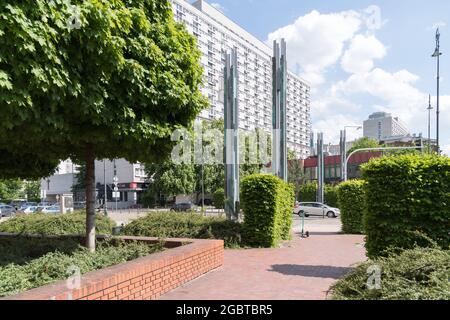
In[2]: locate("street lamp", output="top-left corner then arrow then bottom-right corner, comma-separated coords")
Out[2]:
432,28 -> 442,154
342,126 -> 362,181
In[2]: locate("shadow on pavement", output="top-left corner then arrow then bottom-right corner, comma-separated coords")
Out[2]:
294,232 -> 341,236
268,264 -> 353,279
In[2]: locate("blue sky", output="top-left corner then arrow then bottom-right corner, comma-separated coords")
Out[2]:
205,0 -> 450,154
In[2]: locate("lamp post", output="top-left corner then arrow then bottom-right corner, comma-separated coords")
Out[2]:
432,28 -> 442,154
342,126 -> 362,181
427,94 -> 433,154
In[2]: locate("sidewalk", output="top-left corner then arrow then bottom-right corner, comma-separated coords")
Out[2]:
160,218 -> 366,300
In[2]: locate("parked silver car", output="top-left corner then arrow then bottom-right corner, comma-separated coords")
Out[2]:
0,205 -> 16,217
293,202 -> 340,218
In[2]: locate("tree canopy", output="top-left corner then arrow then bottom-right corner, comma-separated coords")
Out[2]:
0,0 -> 207,250
347,137 -> 380,156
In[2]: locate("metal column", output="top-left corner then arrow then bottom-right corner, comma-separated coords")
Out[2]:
224,48 -> 240,221
272,39 -> 288,182
317,132 -> 324,204
339,130 -> 346,181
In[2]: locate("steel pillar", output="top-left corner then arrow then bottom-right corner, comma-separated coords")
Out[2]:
272,39 -> 288,181
224,49 -> 240,221
317,132 -> 324,204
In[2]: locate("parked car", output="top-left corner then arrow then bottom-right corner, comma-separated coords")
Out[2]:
197,199 -> 213,206
40,206 -> 61,214
73,201 -> 86,210
19,202 -> 38,211
17,206 -> 39,214
0,205 -> 16,217
294,202 -> 340,218
170,202 -> 197,212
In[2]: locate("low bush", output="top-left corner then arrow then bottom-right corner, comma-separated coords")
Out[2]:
213,188 -> 225,209
298,182 -> 317,202
122,212 -> 243,248
240,174 -> 295,248
0,238 -> 164,297
324,184 -> 339,208
329,247 -> 450,300
337,180 -> 366,234
362,154 -> 450,258
0,213 -> 115,235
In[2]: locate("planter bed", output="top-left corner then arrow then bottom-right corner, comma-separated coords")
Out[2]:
0,233 -> 223,300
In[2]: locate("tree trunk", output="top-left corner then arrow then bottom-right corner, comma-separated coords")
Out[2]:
85,144 -> 96,252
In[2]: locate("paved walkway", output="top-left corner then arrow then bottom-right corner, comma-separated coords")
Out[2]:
160,217 -> 366,300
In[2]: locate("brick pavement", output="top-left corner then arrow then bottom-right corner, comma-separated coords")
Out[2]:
160,218 -> 366,300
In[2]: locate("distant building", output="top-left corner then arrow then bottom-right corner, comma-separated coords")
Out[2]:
363,112 -> 409,141
40,159 -> 148,208
170,0 -> 312,159
303,152 -> 383,184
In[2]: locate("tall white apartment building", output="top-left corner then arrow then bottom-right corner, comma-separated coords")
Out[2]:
170,0 -> 312,158
363,112 -> 409,141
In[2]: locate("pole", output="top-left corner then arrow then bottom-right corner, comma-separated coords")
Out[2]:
427,94 -> 433,154
432,28 -> 442,153
344,146 -> 425,181
103,160 -> 107,216
201,160 -> 205,213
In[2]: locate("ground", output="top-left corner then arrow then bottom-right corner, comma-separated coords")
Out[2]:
0,212 -> 367,300
159,215 -> 366,300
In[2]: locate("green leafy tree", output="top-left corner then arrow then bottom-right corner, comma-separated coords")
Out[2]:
0,0 -> 207,250
347,137 -> 380,156
0,179 -> 25,201
25,181 -> 41,201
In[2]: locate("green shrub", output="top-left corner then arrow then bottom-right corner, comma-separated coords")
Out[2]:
0,213 -> 115,235
362,154 -> 450,258
240,174 -> 295,248
122,212 -> 243,248
329,247 -> 450,300
298,182 -> 317,202
0,238 -> 163,297
298,182 -> 339,207
213,188 -> 225,209
324,184 -> 339,208
337,180 -> 366,234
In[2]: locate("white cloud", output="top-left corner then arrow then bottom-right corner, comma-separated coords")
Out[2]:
267,9 -> 362,86
210,2 -> 225,12
341,35 -> 387,74
313,114 -> 363,144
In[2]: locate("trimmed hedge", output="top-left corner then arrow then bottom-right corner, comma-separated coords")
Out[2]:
298,182 -> 339,207
329,247 -> 450,300
337,180 -> 366,234
123,212 -> 243,248
324,184 -> 339,208
213,188 -> 225,209
241,174 -> 295,248
0,213 -> 115,235
298,182 -> 317,202
361,154 -> 450,258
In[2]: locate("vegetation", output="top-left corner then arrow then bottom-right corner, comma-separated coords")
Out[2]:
362,154 -> 450,258
297,182 -> 339,207
241,174 -> 295,248
213,188 -> 225,209
123,212 -> 244,248
0,238 -> 164,297
329,247 -> 450,300
337,180 -> 366,234
0,180 -> 40,203
0,213 -> 115,236
0,0 -> 207,251
347,137 -> 380,156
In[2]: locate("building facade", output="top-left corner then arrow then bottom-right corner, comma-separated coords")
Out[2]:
170,0 -> 311,158
363,112 -> 409,142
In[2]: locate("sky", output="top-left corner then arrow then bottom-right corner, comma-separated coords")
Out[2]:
205,0 -> 450,155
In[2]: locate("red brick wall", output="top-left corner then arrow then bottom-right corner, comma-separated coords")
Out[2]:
2,236 -> 224,300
